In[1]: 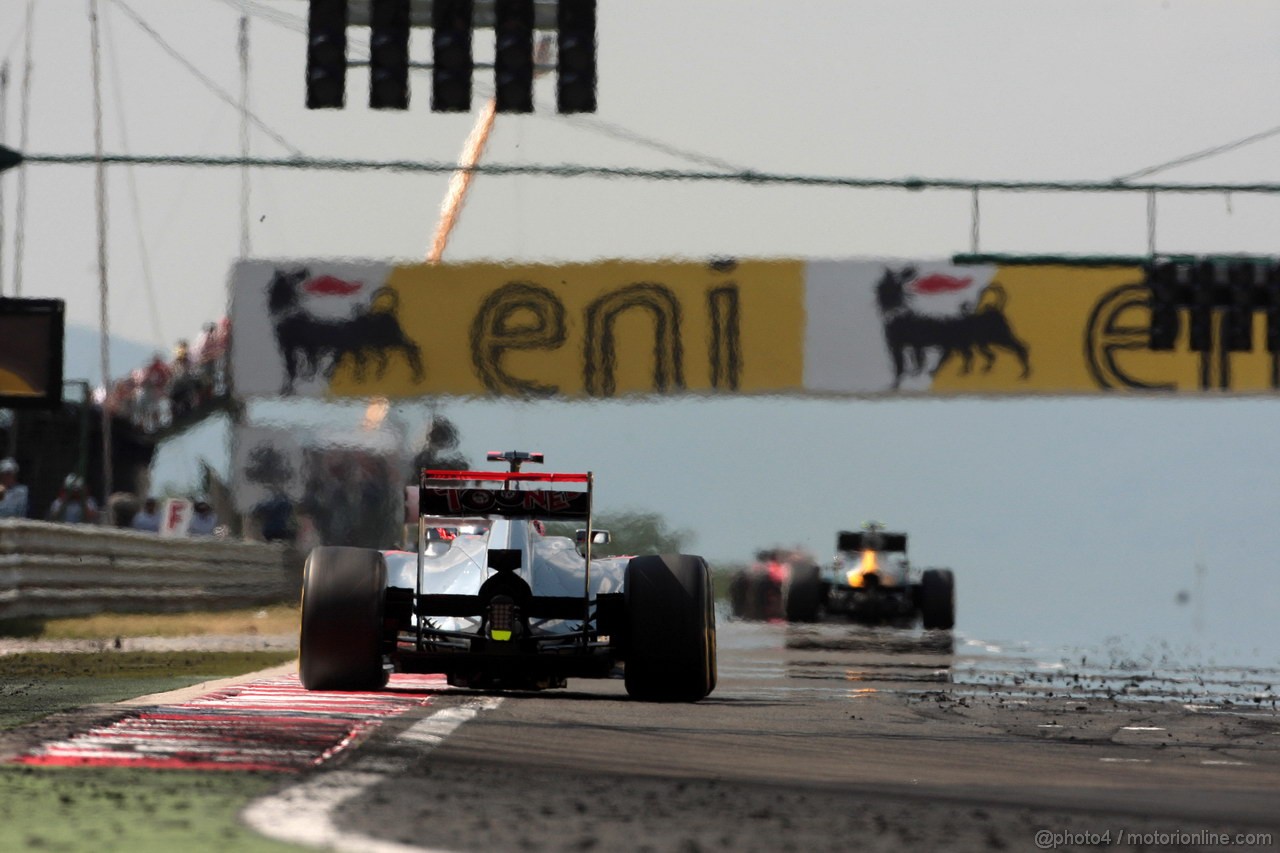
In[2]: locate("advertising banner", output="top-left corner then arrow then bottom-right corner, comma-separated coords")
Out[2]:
158,498 -> 193,538
231,258 -> 802,400
230,257 -> 1280,400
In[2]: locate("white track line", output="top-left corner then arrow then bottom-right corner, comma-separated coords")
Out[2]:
242,696 -> 503,853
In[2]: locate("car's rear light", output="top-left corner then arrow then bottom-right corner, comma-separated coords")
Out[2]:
488,595 -> 517,642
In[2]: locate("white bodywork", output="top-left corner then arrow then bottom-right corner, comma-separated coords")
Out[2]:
383,518 -> 628,634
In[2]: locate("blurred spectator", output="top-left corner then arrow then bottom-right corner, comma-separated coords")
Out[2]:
251,491 -> 296,543
128,367 -> 147,427
139,353 -> 172,432
193,318 -> 230,401
170,339 -> 200,420
301,453 -> 356,545
105,319 -> 233,435
105,374 -> 138,423
105,492 -> 140,528
407,415 -> 468,485
131,496 -> 161,533
47,475 -> 100,524
187,496 -> 218,536
192,322 -> 216,363
0,458 -> 29,519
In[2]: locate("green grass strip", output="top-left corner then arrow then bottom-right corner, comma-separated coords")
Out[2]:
0,651 -> 295,730
0,766 -> 304,852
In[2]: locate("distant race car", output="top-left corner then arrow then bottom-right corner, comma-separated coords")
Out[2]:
730,524 -> 955,629
727,548 -> 823,622
299,451 -> 717,702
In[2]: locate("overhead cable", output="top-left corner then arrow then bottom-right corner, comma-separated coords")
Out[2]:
1116,122 -> 1280,182
110,0 -> 305,157
18,152 -> 1280,195
212,0 -> 370,59
102,3 -> 166,346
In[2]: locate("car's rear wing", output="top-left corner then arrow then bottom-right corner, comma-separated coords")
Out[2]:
416,463 -> 599,638
837,530 -> 908,553
418,470 -> 592,521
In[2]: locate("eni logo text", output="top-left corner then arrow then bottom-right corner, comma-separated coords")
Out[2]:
467,280 -> 742,397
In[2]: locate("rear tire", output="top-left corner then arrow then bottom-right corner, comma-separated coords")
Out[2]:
783,560 -> 823,623
728,570 -> 750,619
299,546 -> 389,691
624,554 -> 717,702
920,568 -> 955,630
744,573 -> 773,620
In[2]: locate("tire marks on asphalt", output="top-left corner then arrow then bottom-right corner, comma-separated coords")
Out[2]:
9,673 -> 446,772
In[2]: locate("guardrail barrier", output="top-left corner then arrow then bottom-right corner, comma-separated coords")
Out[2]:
0,521 -> 303,620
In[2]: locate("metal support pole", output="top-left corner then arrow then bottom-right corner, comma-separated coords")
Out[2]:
1146,190 -> 1157,257
582,471 -> 593,649
969,188 -> 980,255
238,15 -> 251,259
89,0 -> 113,498
0,58 -> 14,464
14,0 -> 34,296
0,62 -> 8,296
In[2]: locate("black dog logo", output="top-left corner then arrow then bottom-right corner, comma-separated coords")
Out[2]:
267,268 -> 425,394
875,266 -> 1031,390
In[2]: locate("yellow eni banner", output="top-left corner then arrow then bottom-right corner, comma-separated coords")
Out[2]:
231,259 -> 804,400
918,263 -> 1280,394
229,258 -> 1280,400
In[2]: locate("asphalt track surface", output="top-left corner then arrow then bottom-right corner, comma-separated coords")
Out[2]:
246,619 -> 1278,852
3,621 -> 1277,851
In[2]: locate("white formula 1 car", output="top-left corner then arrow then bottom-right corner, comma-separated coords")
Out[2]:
298,451 -> 717,701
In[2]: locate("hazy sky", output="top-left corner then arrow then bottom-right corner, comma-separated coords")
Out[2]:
3,0 -> 1277,344
2,1 -> 1279,651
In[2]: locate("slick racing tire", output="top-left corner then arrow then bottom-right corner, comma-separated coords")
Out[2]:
920,568 -> 956,630
624,554 -> 717,702
299,546 -> 390,691
744,573 -> 779,621
783,560 -> 823,623
728,570 -> 749,619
